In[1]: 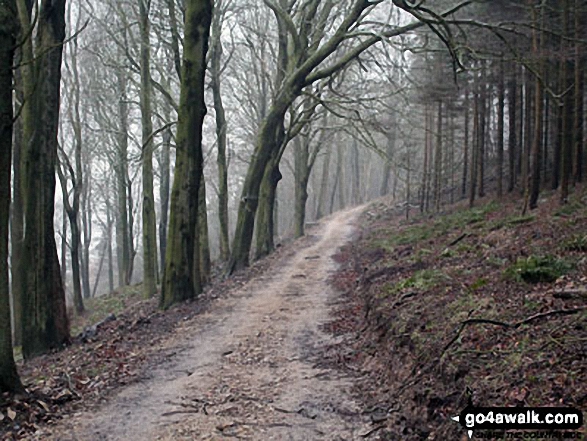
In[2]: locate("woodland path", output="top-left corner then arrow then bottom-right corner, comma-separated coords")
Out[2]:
42,206 -> 371,440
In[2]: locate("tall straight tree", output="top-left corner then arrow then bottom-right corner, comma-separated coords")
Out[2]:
160,0 -> 212,309
138,0 -> 158,298
18,0 -> 70,358
0,0 -> 23,392
210,0 -> 230,262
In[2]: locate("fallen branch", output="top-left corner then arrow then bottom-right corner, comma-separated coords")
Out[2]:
448,233 -> 470,247
552,289 -> 587,301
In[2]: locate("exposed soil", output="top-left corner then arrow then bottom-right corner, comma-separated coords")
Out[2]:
23,206 -> 373,440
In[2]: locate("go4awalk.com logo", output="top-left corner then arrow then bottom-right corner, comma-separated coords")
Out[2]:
451,406 -> 583,439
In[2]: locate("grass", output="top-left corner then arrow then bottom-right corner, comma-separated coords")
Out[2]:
504,255 -> 574,284
386,269 -> 448,296
562,234 -> 587,252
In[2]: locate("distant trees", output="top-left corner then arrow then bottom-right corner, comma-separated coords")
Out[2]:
227,0 -> 471,273
395,0 -> 586,216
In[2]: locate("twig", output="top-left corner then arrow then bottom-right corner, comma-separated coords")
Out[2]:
448,233 -> 469,247
361,425 -> 385,438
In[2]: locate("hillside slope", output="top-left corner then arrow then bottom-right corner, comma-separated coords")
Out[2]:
327,188 -> 587,440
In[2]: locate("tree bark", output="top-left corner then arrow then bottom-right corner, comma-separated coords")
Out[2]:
198,176 -> 211,285
255,155 -> 282,260
0,0 -> 23,391
293,135 -> 311,238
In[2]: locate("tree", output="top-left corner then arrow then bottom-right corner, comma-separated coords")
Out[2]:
160,0 -> 212,309
18,0 -> 70,358
228,0 -> 471,273
138,0 -> 159,298
0,0 -> 23,392
210,0 -> 231,262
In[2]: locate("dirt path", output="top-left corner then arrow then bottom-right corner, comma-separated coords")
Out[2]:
41,206 -> 370,441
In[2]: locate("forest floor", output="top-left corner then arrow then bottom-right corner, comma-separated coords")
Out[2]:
326,187 -> 587,440
1,187 -> 586,441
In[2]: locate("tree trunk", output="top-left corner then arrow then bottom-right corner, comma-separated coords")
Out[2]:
160,0 -> 211,309
522,67 -> 533,200
351,140 -> 361,206
106,203 -> 114,293
529,5 -> 544,210
159,127 -> 171,275
294,136 -> 310,238
115,67 -> 131,287
380,128 -> 395,197
497,62 -> 505,198
336,144 -> 346,210
560,0 -> 573,204
255,156 -> 282,260
67,211 -> 84,313
139,0 -> 158,298
210,9 -> 230,262
228,94 -> 293,273
434,100 -> 443,211
10,51 -> 24,347
314,147 -> 330,219
573,0 -> 584,184
0,0 -> 23,391
478,69 -> 487,199
19,0 -> 70,359
198,176 -> 211,285
469,86 -> 479,208
508,73 -> 517,193
462,90 -> 469,199
420,106 -> 430,213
